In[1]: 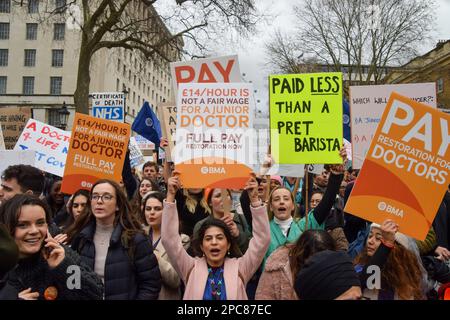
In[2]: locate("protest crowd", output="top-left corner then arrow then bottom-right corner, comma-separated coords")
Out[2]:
1,58 -> 450,301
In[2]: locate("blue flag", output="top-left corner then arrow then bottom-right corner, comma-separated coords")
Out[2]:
132,101 -> 162,147
343,98 -> 351,142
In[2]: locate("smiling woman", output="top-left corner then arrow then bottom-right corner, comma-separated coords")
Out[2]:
0,194 -> 103,300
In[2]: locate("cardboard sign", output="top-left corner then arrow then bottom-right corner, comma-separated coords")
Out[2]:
170,55 -> 241,96
129,137 -> 145,168
270,73 -> 343,164
175,83 -> 255,188
14,119 -> 70,177
0,107 -> 32,149
350,83 -> 436,169
91,92 -> 125,122
345,92 -> 450,240
0,125 -> 5,150
0,150 -> 36,175
157,103 -> 177,161
61,113 -> 131,194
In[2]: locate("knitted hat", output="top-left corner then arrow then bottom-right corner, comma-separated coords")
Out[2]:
0,224 -> 19,278
270,176 -> 283,186
294,250 -> 361,300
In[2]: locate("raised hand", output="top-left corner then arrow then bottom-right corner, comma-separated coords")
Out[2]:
43,229 -> 65,269
380,219 -> 398,246
329,146 -> 348,175
166,171 -> 181,203
160,137 -> 169,148
245,173 -> 261,206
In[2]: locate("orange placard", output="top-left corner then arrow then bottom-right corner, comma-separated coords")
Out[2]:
345,92 -> 450,240
61,113 -> 130,194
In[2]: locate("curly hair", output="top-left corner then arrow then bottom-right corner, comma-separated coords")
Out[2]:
354,243 -> 424,300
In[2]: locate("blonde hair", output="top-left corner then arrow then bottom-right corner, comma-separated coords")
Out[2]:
267,187 -> 297,220
183,189 -> 211,215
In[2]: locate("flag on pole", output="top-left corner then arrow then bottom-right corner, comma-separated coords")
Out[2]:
131,101 -> 162,147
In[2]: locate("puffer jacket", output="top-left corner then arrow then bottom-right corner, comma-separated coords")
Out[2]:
71,220 -> 161,300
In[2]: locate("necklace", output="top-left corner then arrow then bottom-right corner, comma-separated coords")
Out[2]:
208,266 -> 224,300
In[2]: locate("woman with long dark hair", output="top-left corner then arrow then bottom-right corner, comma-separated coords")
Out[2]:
67,179 -> 161,300
162,173 -> 270,300
0,194 -> 103,300
140,191 -> 189,300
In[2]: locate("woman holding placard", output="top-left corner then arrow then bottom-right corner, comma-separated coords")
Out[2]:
263,147 -> 347,267
161,172 -> 270,300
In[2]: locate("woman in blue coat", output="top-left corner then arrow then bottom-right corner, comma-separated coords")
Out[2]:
67,179 -> 161,300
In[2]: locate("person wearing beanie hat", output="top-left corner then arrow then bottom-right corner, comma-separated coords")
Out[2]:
270,176 -> 283,189
294,250 -> 362,300
354,219 -> 425,300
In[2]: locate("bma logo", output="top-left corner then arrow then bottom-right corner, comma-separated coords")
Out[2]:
200,166 -> 226,174
378,201 -> 404,218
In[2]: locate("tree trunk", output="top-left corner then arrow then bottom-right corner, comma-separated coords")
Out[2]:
74,40 -> 93,115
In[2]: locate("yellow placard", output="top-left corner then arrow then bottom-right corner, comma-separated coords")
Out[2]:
269,73 -> 343,164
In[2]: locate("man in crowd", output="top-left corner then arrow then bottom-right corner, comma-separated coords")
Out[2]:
0,165 -> 44,206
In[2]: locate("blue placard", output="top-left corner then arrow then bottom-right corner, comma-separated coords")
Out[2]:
93,106 -> 124,121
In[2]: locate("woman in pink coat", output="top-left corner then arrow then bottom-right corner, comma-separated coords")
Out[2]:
162,173 -> 270,300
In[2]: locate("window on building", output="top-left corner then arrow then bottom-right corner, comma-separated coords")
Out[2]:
28,0 -> 39,13
437,78 -> 444,93
138,95 -> 140,105
138,79 -> 141,90
152,90 -> 154,99
133,91 -> 135,103
0,0 -> 10,13
156,93 -> 158,101
23,77 -> 34,95
117,58 -> 121,71
0,49 -> 8,66
128,70 -> 131,81
55,0 -> 66,13
50,76 -> 62,95
53,23 -> 65,41
132,109 -> 135,117
133,75 -> 136,86
26,23 -> 38,40
24,49 -> 36,67
0,23 -> 10,40
0,76 -> 6,94
52,49 -> 64,67
123,65 -> 126,77
116,78 -> 120,91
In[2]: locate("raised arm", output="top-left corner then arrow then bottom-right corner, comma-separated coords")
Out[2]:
238,175 -> 270,284
313,147 -> 346,225
161,173 -> 195,284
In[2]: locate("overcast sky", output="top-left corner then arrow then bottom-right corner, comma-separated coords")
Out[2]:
211,0 -> 450,115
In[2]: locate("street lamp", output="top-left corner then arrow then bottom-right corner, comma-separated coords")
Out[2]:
58,101 -> 70,130
122,87 -> 129,122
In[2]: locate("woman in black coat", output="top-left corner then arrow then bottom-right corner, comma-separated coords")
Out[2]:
67,179 -> 161,300
0,194 -> 103,300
